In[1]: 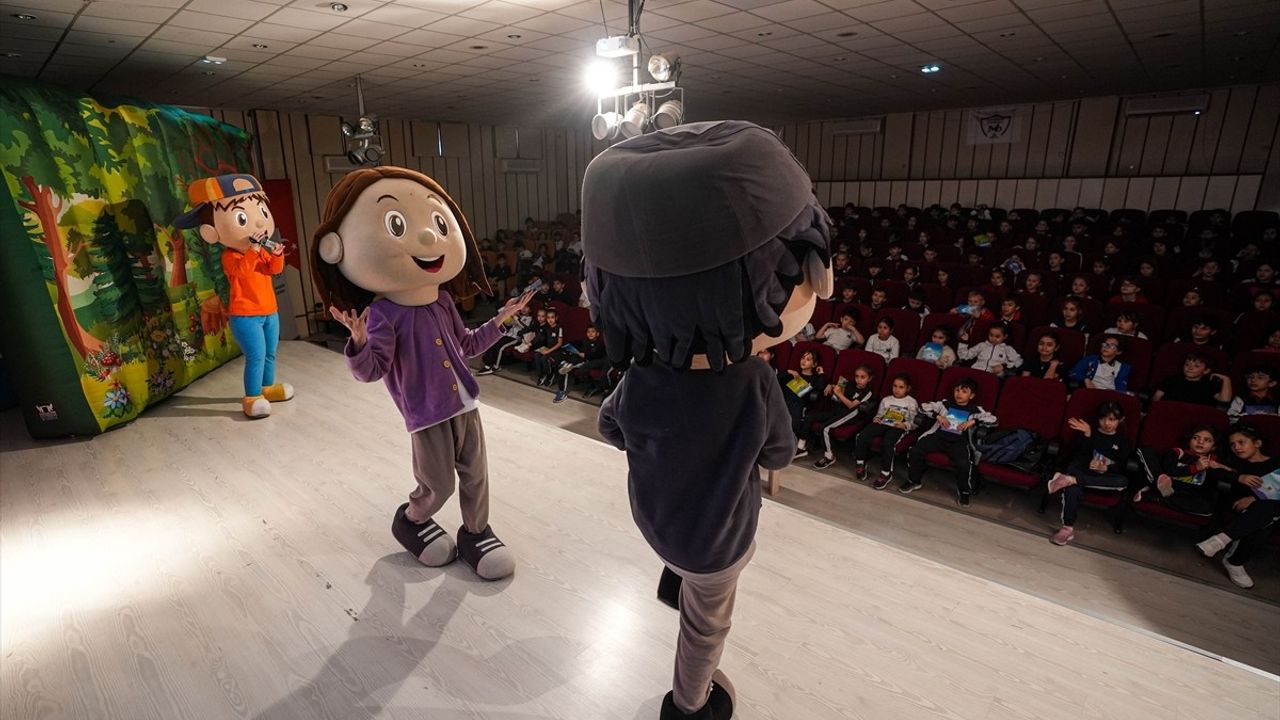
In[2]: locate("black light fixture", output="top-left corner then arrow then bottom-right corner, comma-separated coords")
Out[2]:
340,75 -> 384,166
588,0 -> 684,140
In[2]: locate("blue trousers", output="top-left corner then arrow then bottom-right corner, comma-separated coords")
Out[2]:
229,313 -> 279,397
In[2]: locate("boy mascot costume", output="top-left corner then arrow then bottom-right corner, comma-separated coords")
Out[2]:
311,166 -> 531,580
584,121 -> 833,719
175,174 -> 294,418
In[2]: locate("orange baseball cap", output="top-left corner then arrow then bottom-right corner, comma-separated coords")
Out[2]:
174,174 -> 265,228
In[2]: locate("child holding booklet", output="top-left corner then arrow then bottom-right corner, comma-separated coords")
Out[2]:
1045,401 -> 1133,546
853,373 -> 920,489
1197,424 -> 1280,589
903,377 -> 997,506
785,350 -> 829,458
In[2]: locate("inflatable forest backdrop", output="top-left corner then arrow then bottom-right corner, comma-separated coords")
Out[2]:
0,79 -> 252,438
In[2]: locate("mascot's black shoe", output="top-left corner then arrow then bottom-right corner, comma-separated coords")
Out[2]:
456,524 -> 515,580
659,672 -> 735,719
391,503 -> 457,567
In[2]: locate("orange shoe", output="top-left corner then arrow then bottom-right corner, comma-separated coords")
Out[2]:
242,396 -> 271,418
262,382 -> 294,402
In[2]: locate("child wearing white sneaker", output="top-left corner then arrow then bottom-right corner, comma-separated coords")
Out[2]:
1045,401 -> 1132,546
853,373 -> 919,489
1196,424 -> 1280,589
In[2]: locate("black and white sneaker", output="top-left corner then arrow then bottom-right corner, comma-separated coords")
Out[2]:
813,455 -> 836,470
391,503 -> 457,567
898,479 -> 923,494
475,365 -> 496,376
659,670 -> 735,719
854,462 -> 868,482
958,490 -> 971,507
793,445 -> 809,460
456,524 -> 515,580
872,471 -> 893,490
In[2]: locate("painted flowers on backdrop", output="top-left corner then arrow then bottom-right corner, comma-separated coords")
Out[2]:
102,380 -> 132,418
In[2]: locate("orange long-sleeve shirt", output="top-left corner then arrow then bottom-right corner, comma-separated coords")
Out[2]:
221,247 -> 284,316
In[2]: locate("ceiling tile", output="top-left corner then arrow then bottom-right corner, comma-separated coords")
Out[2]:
649,0 -> 738,22
169,10 -> 256,34
186,0 -> 282,21
82,2 -> 177,23
462,0 -> 552,23
331,19 -> 410,39
835,0 -> 927,22
242,22 -> 322,42
72,16 -> 161,37
751,0 -> 831,22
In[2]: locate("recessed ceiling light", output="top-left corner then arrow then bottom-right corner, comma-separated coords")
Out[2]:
202,71 -> 216,76
920,63 -> 939,73
529,77 -> 539,82
507,34 -> 521,39
999,31 -> 1016,37
412,62 -> 427,68
329,2 -> 348,11
1153,32 -> 1174,38
836,31 -> 857,37
10,13 -> 37,21
252,43 -> 268,49
200,54 -> 226,65
1193,110 -> 1201,115
469,44 -> 488,49
1,52 -> 22,58
1034,56 -> 1044,62
1234,30 -> 1249,36
757,31 -> 772,37
311,95 -> 324,99
832,56 -> 846,62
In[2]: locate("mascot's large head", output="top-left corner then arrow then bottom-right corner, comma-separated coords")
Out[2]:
581,120 -> 832,370
310,166 -> 490,311
174,173 -> 279,253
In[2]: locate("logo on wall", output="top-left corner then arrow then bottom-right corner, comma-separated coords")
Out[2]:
35,403 -> 58,421
966,107 -> 1021,145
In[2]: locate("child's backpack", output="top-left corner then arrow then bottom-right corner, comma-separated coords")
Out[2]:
978,428 -> 1039,466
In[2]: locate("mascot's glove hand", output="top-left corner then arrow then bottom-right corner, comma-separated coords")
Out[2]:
497,288 -> 537,324
330,305 -> 370,348
200,295 -> 228,335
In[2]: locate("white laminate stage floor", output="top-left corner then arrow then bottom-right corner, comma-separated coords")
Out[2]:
1,341 -> 1276,720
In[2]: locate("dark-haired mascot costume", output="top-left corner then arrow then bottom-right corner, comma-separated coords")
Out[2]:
311,166 -> 533,580
583,121 -> 833,719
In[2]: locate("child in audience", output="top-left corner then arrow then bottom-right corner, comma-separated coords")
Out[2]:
1260,326 -> 1280,353
1229,366 -> 1280,418
1182,288 -> 1204,307
904,287 -> 931,318
833,252 -> 855,279
904,377 -> 997,506
532,308 -> 565,385
810,365 -> 879,470
789,321 -> 818,344
1089,259 -> 1113,294
816,311 -> 865,352
1134,425 -> 1232,515
546,277 -> 574,305
865,260 -> 886,282
1045,401 -> 1133,545
921,247 -> 939,266
998,297 -> 1022,325
886,242 -> 908,265
951,290 -> 994,320
838,284 -> 858,306
1022,332 -> 1063,381
787,350 -> 829,459
854,373 -> 921,489
1102,310 -> 1146,339
867,288 -> 889,312
1068,336 -> 1130,391
958,322 -> 1022,376
1236,291 -> 1274,324
1152,352 -> 1232,406
1020,271 -> 1046,297
488,254 -> 513,297
902,264 -> 921,289
917,326 -> 958,369
1068,275 -> 1092,301
1052,297 -> 1088,334
478,304 -> 536,375
1196,424 -> 1280,588
864,317 -> 901,362
554,324 -> 608,403
1108,277 -> 1147,305
1175,318 -> 1222,348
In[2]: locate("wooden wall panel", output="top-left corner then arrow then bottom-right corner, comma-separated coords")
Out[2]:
1233,176 -> 1263,214
1125,177 -> 1154,210
1101,177 -> 1129,209
1069,96 -> 1119,176
1056,178 -> 1082,208
1139,116 -> 1172,175
1151,177 -> 1181,209
1033,178 -> 1059,209
1203,175 -> 1238,210
1210,85 -> 1255,174
1043,102 -> 1074,177
1177,176 -> 1209,210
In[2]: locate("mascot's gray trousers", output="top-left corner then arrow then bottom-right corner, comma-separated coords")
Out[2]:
666,542 -> 755,713
409,409 -> 490,533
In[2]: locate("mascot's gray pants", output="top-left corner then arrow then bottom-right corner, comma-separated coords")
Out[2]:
665,542 -> 755,713
409,409 -> 490,533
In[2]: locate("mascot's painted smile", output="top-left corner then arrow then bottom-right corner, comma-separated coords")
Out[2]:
413,254 -> 445,272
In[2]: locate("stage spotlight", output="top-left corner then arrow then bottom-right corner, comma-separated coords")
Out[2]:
652,99 -> 683,129
585,61 -> 618,97
592,111 -> 622,141
647,53 -> 680,82
620,101 -> 650,138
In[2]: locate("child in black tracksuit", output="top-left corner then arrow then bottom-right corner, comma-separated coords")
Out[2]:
903,377 -> 996,506
1135,424 -> 1232,517
532,309 -> 565,385
786,349 -> 829,458
1045,401 -> 1133,545
854,373 -> 921,489
808,365 -> 878,470
554,325 -> 610,402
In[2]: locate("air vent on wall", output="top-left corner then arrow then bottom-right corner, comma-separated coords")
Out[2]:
829,118 -> 883,135
324,155 -> 368,173
1125,94 -> 1209,116
499,158 -> 542,174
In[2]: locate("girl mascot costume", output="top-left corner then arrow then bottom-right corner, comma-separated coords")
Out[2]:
312,166 -> 532,580
584,121 -> 833,719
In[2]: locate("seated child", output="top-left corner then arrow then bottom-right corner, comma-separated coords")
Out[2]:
903,377 -> 997,506
998,296 -> 1022,325
867,287 -> 890,312
532,308 -> 565,386
1228,366 -> 1279,417
904,287 -> 931,317
816,311 -> 864,351
864,317 -> 901,362
951,290 -> 994,321
1108,277 -> 1147,305
958,322 -> 1022,376
1021,331 -> 1063,381
478,304 -> 535,374
553,324 -> 608,403
809,365 -> 879,470
1051,297 -> 1088,334
1134,425 -> 1232,516
1174,317 -> 1222,348
1103,310 -> 1147,339
786,350 -> 829,458
1068,336 -> 1129,391
917,326 -> 958,369
854,373 -> 921,489
1196,424 -> 1280,589
1045,402 -> 1133,545
1152,352 -> 1231,406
